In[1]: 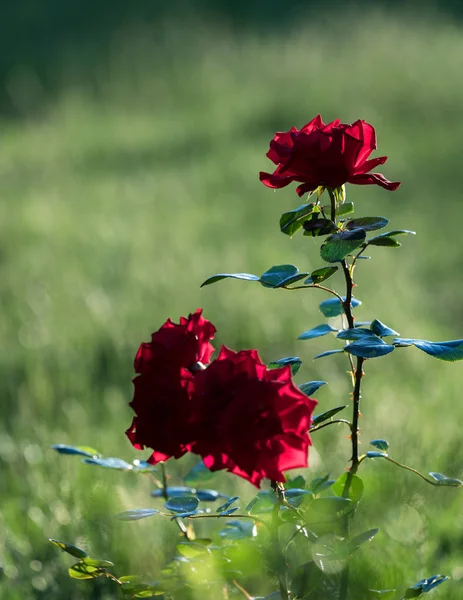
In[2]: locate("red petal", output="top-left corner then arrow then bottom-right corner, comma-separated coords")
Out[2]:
348,172 -> 401,191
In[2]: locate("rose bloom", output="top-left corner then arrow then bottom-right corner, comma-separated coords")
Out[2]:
190,347 -> 317,487
260,115 -> 400,196
126,309 -> 216,462
134,308 -> 216,375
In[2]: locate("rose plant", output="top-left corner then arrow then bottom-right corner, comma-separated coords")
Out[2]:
50,116 -> 462,600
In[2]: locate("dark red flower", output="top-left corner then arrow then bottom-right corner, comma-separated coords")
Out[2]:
190,347 -> 317,487
126,309 -> 216,462
134,309 -> 216,374
126,369 -> 196,463
260,115 -> 400,196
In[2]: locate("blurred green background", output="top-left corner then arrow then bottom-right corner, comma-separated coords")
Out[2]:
2,1 -> 463,598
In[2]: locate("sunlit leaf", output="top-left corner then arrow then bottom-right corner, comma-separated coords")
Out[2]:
304,266 -> 339,284
280,203 -> 319,237
332,473 -> 364,504
200,273 -> 260,287
320,229 -> 366,263
50,444 -> 101,458
82,557 -> 115,568
115,509 -> 159,521
348,528 -> 379,553
176,542 -> 210,558
68,561 -> 105,580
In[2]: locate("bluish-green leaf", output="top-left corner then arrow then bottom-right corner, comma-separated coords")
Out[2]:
280,203 -> 319,237
366,451 -> 388,458
346,217 -> 389,231
165,496 -> 199,513
393,338 -> 463,362
83,457 -> 133,470
369,229 -> 416,241
299,381 -> 327,396
260,264 -> 305,288
220,520 -> 258,539
196,489 -> 228,502
184,461 -> 216,485
217,497 -> 240,513
115,509 -> 160,521
404,574 -> 449,598
49,539 -> 88,559
314,349 -> 344,360
200,273 -> 260,287
312,405 -> 348,427
370,319 -> 399,337
51,444 -> 101,458
304,266 -> 339,285
131,460 -> 158,473
345,337 -> 395,359
319,297 -> 361,317
152,486 -> 195,499
268,356 -> 302,375
309,474 -> 335,494
370,439 -> 389,452
428,472 -> 463,487
336,328 -> 377,341
320,229 -> 366,263
298,324 -> 337,340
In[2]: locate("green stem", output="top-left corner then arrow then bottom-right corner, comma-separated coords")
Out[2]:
339,259 -> 365,600
359,454 -> 452,487
271,480 -> 290,600
328,188 -> 336,223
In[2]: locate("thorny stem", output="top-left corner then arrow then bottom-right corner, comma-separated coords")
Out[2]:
339,258 -> 365,600
160,462 -> 191,539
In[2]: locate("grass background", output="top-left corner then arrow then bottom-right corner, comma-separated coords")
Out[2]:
2,5 -> 463,599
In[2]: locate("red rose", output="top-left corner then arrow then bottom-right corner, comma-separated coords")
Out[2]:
191,347 -> 317,487
126,369 -> 196,463
126,309 -> 216,462
259,115 -> 400,196
134,309 -> 216,374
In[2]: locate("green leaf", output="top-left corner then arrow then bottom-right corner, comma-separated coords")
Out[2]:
348,528 -> 379,553
369,237 -> 401,247
69,561 -> 105,580
115,509 -> 160,521
428,472 -> 463,487
304,266 -> 339,284
299,381 -> 327,396
320,229 -> 366,263
303,218 -> 338,237
298,324 -> 337,340
82,557 -> 115,568
49,539 -> 88,559
50,444 -> 101,458
280,203 -> 319,237
83,456 -> 133,470
120,576 -> 165,597
370,319 -> 399,337
176,542 -> 210,558
308,474 -> 334,494
165,496 -> 199,513
322,201 -> 354,217
369,229 -> 416,240
314,349 -> 344,360
394,338 -> 463,362
319,297 -> 361,317
268,356 -> 302,375
370,439 -> 389,452
312,405 -> 348,427
310,496 -> 352,515
404,574 -> 449,598
184,461 -> 216,485
346,216 -> 389,231
151,485 -> 194,498
345,337 -> 395,359
336,328 -> 377,341
332,473 -> 364,504
200,273 -> 260,287
260,264 -> 309,288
